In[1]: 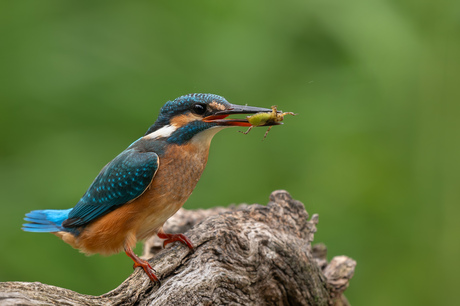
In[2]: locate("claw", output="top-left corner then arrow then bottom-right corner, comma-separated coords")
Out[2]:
157,230 -> 194,250
125,246 -> 160,284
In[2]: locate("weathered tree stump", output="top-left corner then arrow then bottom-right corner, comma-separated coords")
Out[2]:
0,190 -> 356,305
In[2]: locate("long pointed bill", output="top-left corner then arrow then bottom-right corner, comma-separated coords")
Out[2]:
203,104 -> 274,127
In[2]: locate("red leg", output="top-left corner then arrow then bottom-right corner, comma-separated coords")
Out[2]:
157,229 -> 194,250
124,246 -> 160,284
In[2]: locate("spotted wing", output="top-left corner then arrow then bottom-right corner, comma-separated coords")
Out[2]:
62,148 -> 159,228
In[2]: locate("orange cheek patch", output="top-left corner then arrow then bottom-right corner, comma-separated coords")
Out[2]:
170,113 -> 201,127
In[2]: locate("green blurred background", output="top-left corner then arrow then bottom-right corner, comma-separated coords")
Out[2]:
1,0 -> 459,304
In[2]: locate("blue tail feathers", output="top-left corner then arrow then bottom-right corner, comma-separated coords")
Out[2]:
22,209 -> 73,232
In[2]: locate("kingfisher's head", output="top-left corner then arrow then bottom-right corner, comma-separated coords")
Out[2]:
144,93 -> 272,145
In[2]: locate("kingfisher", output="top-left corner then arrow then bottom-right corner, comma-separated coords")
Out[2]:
22,93 -> 273,284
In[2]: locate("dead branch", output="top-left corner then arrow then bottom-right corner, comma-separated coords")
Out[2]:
0,190 -> 355,306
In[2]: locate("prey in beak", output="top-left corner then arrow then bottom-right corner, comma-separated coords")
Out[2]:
204,104 -> 296,140
202,104 -> 279,127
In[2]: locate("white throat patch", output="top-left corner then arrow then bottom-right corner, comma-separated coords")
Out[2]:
190,126 -> 226,148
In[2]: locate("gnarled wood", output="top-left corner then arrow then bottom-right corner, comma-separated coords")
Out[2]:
0,190 -> 356,305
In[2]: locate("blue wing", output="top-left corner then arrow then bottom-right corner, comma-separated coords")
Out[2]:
62,148 -> 159,228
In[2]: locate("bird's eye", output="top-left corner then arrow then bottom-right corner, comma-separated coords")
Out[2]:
192,103 -> 207,115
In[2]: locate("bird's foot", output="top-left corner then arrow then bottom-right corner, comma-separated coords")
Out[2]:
134,260 -> 160,285
125,246 -> 160,285
157,231 -> 194,250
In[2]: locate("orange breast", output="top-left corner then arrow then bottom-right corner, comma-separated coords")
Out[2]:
63,142 -> 210,256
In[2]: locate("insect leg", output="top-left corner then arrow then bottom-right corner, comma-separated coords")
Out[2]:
239,126 -> 254,135
262,126 -> 273,140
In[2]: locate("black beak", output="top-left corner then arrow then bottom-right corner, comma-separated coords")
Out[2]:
214,104 -> 273,116
203,104 -> 275,127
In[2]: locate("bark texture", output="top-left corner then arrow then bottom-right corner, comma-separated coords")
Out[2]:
0,190 -> 356,305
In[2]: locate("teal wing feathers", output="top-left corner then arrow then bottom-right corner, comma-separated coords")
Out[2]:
62,148 -> 159,228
